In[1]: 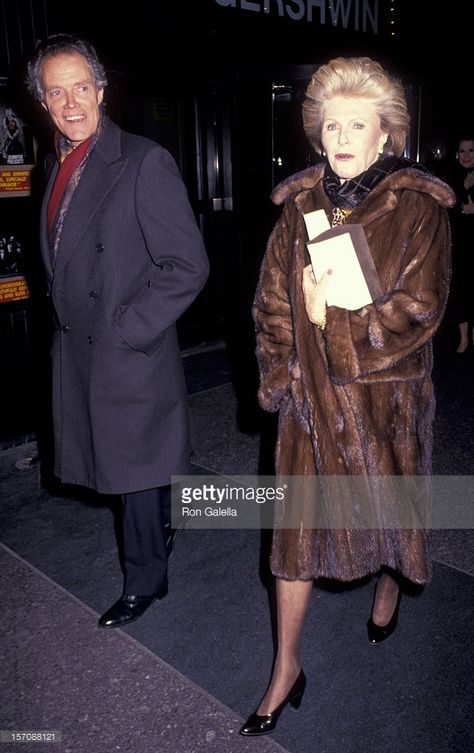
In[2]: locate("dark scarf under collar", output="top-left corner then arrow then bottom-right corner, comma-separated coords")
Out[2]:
323,155 -> 429,210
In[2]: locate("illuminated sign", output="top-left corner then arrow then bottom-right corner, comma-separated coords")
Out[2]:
0,166 -> 33,197
214,0 -> 379,33
0,275 -> 29,303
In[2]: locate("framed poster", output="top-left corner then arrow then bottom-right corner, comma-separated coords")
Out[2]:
0,79 -> 37,303
0,98 -> 36,198
0,231 -> 30,303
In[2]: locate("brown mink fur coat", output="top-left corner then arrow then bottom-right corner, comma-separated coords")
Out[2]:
253,163 -> 454,584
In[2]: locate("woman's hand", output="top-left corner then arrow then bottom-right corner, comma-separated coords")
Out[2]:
464,172 -> 474,191
302,264 -> 332,329
461,197 -> 474,214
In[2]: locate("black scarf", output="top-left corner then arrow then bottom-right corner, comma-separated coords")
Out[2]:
323,155 -> 429,210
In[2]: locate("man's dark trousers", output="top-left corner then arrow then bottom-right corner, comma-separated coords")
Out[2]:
121,485 -> 171,596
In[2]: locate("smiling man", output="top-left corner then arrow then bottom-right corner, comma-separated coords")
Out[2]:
26,35 -> 209,628
40,51 -> 104,145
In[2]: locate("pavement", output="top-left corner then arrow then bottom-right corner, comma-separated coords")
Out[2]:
1,330 -> 473,753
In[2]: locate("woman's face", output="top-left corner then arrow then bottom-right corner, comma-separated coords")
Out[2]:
458,140 -> 474,170
321,96 -> 388,182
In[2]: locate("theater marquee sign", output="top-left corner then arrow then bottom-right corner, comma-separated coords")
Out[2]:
214,0 -> 379,33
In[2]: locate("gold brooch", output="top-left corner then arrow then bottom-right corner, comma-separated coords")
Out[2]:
331,206 -> 352,227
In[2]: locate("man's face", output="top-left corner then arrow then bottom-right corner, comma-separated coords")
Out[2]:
40,52 -> 103,145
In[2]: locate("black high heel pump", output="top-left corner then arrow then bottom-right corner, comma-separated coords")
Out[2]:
239,669 -> 306,736
367,588 -> 402,644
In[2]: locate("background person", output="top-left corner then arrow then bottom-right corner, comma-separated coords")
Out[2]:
240,56 -> 454,737
446,137 -> 474,353
26,34 -> 209,629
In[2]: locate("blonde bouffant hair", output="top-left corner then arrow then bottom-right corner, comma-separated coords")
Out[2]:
303,56 -> 409,157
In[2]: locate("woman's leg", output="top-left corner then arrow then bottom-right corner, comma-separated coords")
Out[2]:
257,577 -> 313,714
371,570 -> 400,626
457,321 -> 468,353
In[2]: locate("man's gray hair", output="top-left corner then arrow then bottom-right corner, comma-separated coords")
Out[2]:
26,33 -> 107,101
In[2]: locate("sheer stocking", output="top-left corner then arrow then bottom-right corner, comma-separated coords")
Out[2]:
371,571 -> 400,626
257,578 -> 313,715
457,321 -> 468,353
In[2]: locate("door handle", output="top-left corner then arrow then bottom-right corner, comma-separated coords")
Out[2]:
211,197 -> 233,211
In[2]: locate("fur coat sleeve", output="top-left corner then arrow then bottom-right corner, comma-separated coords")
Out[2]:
324,187 -> 452,384
252,202 -> 297,412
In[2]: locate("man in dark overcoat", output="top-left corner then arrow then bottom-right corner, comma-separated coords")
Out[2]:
27,34 -> 209,627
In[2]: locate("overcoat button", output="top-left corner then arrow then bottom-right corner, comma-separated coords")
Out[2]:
96,243 -> 104,253
89,290 -> 99,299
88,336 -> 93,344
61,325 -> 70,333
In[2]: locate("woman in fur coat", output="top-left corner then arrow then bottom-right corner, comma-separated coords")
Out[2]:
240,57 -> 454,737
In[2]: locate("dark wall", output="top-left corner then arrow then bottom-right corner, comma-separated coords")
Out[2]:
2,0 -> 471,146
0,0 -> 470,443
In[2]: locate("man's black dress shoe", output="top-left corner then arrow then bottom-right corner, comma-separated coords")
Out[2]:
239,669 -> 306,736
367,589 -> 402,644
98,591 -> 166,629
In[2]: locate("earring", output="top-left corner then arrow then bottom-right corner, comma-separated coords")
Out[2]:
378,146 -> 384,155
322,150 -> 326,157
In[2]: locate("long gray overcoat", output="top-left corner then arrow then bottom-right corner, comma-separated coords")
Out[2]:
40,117 -> 209,494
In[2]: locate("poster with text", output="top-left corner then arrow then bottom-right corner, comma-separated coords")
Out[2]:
0,101 -> 36,198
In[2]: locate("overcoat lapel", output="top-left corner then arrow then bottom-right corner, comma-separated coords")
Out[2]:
40,161 -> 58,281
52,153 -> 127,277
41,118 -> 127,280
